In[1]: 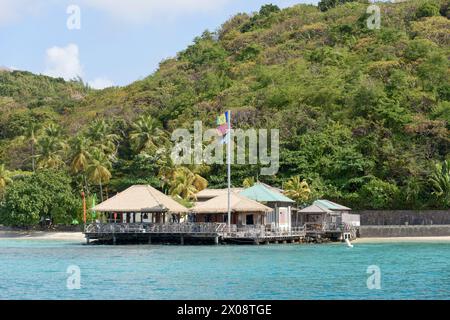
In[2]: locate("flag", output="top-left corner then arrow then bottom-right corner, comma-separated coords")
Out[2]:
217,113 -> 227,126
217,111 -> 231,143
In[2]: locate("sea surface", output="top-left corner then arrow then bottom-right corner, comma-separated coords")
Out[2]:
0,240 -> 449,300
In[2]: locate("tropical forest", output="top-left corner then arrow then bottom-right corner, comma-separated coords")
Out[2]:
0,0 -> 449,226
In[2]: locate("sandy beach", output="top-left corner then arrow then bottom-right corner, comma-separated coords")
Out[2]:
0,231 -> 85,241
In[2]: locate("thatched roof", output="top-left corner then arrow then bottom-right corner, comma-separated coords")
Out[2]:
92,185 -> 188,214
196,188 -> 244,200
191,192 -> 272,214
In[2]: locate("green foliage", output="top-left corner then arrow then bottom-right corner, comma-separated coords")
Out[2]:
240,4 -> 281,32
429,160 -> 450,207
0,0 -> 449,216
416,2 -> 440,18
318,0 -> 357,12
284,176 -> 311,206
359,177 -> 400,209
0,170 -> 80,226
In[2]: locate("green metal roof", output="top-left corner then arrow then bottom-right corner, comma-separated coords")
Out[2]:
240,183 -> 295,203
313,200 -> 351,211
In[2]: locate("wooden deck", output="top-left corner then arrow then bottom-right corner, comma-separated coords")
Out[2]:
304,222 -> 358,241
84,223 -> 307,245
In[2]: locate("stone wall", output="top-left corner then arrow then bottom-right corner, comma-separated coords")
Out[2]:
359,225 -> 450,238
355,210 -> 450,226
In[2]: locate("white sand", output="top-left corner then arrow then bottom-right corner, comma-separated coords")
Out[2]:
354,236 -> 450,243
0,231 -> 85,241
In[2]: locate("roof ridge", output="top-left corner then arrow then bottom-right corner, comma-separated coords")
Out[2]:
144,185 -> 165,209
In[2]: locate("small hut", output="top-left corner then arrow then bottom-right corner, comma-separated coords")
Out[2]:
239,183 -> 295,231
92,185 -> 189,224
298,200 -> 359,231
190,192 -> 272,226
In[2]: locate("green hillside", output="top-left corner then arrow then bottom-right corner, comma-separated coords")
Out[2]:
1,0 -> 449,225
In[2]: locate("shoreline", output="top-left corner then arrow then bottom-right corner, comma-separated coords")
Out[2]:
0,231 -> 450,243
0,231 -> 85,241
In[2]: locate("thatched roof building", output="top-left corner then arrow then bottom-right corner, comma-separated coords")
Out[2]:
92,185 -> 188,214
191,192 -> 272,214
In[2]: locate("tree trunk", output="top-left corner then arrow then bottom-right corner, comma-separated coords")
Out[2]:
31,141 -> 35,172
99,180 -> 104,202
83,174 -> 89,195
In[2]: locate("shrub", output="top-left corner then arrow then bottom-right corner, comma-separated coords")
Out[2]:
416,2 -> 440,19
0,170 -> 80,226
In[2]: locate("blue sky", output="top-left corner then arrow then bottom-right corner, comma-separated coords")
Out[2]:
0,0 -> 318,88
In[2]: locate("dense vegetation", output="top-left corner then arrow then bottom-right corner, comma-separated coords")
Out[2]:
1,0 -> 449,225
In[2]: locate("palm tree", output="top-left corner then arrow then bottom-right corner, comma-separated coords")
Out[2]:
157,153 -> 177,191
168,167 -> 208,201
284,176 -> 311,205
35,123 -> 68,169
87,149 -> 112,202
19,123 -> 41,172
70,136 -> 91,192
86,119 -> 119,157
0,164 -> 12,196
129,115 -> 167,154
242,177 -> 255,188
36,136 -> 66,169
430,160 -> 450,207
43,123 -> 63,139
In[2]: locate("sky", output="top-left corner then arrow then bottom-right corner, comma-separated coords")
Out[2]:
0,0 -> 319,89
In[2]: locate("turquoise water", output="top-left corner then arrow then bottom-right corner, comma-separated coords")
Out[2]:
0,240 -> 449,300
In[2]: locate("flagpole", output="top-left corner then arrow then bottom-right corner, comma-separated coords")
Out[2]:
227,110 -> 231,233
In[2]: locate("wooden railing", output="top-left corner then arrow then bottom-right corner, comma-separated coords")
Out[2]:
228,225 -> 306,239
305,222 -> 358,233
85,223 -> 226,235
85,222 -> 306,238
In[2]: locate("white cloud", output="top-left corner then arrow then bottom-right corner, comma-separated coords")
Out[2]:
83,0 -> 232,23
0,0 -> 45,25
44,43 -> 83,80
88,77 -> 115,89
